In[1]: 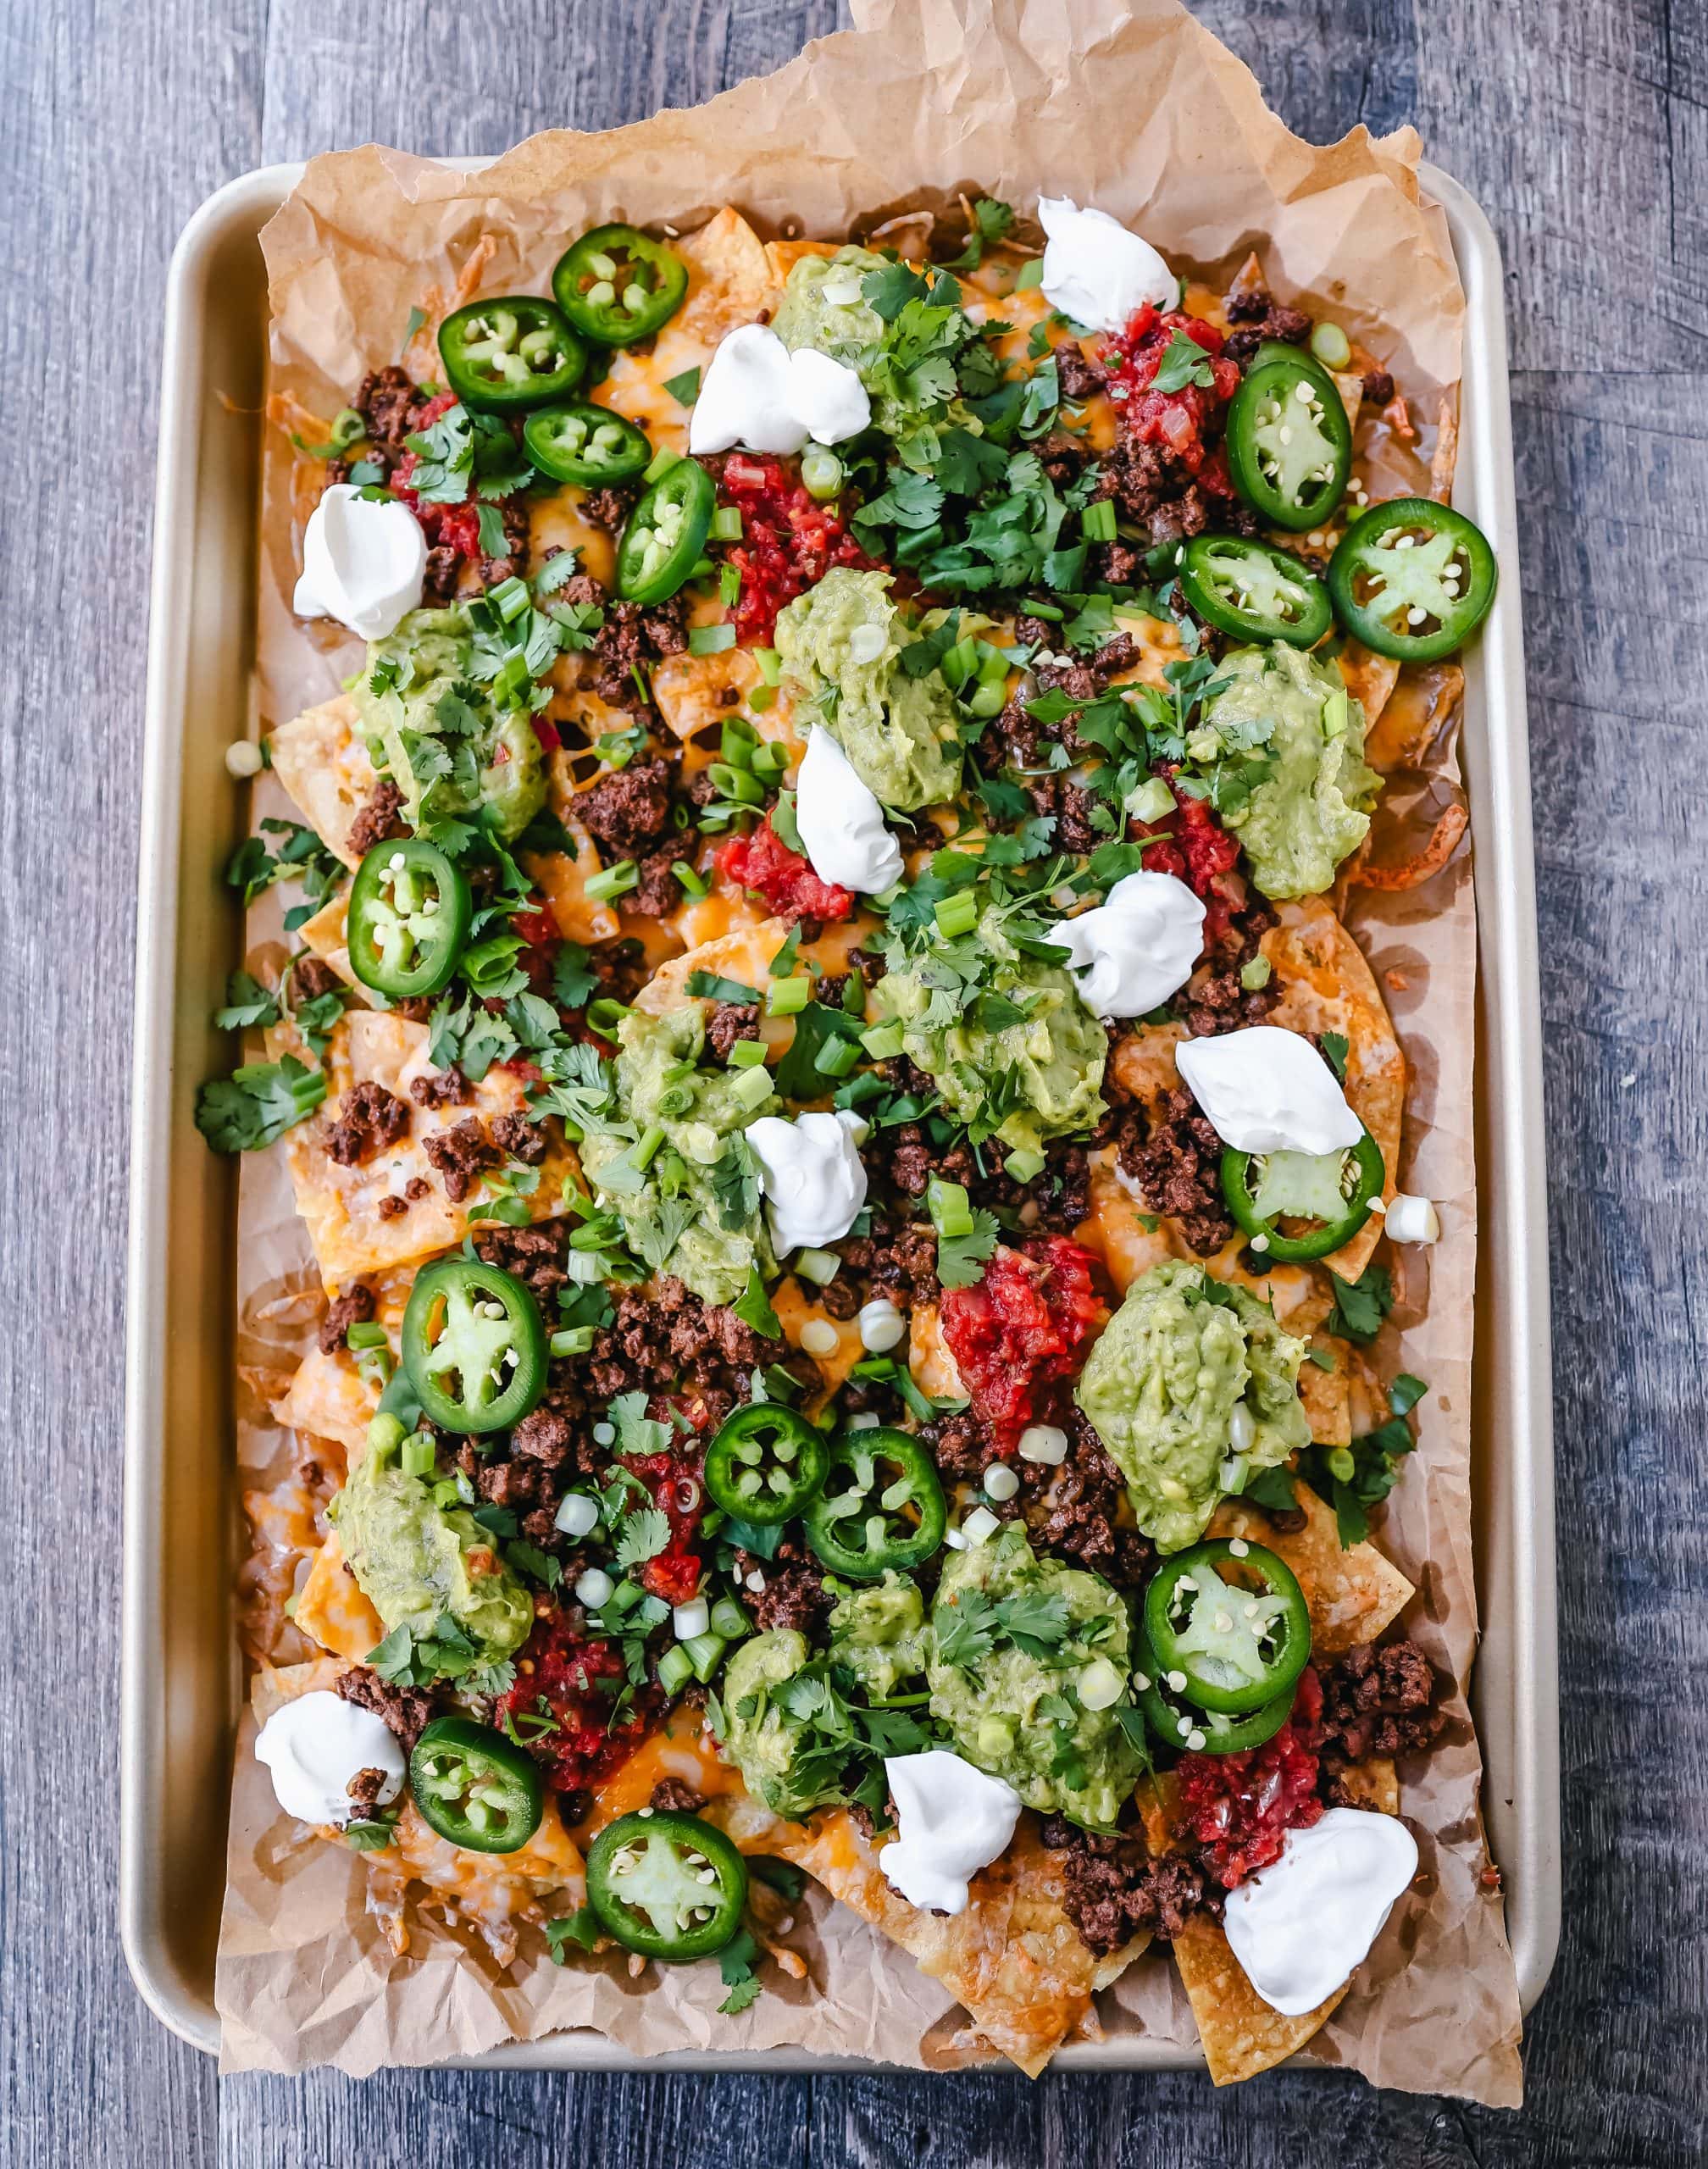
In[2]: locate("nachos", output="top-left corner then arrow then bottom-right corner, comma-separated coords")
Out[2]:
219,190 -> 1495,2082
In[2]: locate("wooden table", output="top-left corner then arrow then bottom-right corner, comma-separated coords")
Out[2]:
5,2 -> 1700,2161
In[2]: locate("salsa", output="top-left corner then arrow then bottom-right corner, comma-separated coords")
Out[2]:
497,1615 -> 660,1795
713,452 -> 871,647
1102,306 -> 1241,493
718,816 -> 854,923
1132,770 -> 1242,943
622,1441 -> 707,1605
940,1235 -> 1105,1451
1173,1666 -> 1325,1886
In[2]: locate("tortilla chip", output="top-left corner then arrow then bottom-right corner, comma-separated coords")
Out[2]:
293,1534 -> 385,1660
294,893 -> 359,992
519,817 -> 623,946
764,236 -> 840,285
269,1346 -> 376,1455
274,1009 -> 579,1288
269,694 -> 380,868
1339,642 -> 1401,733
907,1303 -> 966,1401
651,645 -> 766,741
1172,1911 -> 1348,2085
1298,1340 -> 1351,1446
676,207 -> 780,338
633,917 -> 796,1014
1339,1755 -> 1400,1816
1210,1481 -> 1413,1654
1363,659 -> 1465,774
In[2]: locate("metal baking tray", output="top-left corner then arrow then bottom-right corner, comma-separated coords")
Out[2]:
122,159 -> 1559,2066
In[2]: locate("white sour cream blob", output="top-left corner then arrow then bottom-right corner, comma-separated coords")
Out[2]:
1037,197 -> 1180,333
293,484 -> 427,641
688,325 -> 870,456
1056,870 -> 1206,1018
1176,1025 -> 1363,1157
795,727 -> 904,893
1222,1808 -> 1419,2015
255,1689 -> 404,1828
879,1750 -> 1023,1915
746,1109 -> 868,1253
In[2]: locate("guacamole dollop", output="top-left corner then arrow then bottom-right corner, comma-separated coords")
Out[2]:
354,605 -> 546,843
774,568 -> 962,812
579,1006 -> 777,1307
328,1426 -> 533,1661
718,1629 -> 832,1820
873,907 -> 1107,1151
1074,1260 -> 1310,1554
1192,644 -> 1378,899
829,1572 -> 927,1701
928,1530 -> 1141,1831
769,245 -> 888,369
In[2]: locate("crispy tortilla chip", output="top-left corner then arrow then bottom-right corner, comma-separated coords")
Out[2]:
1339,642 -> 1401,734
269,1346 -> 376,1454
269,694 -> 380,868
1339,1755 -> 1400,1816
676,207 -> 780,338
293,1534 -> 385,1660
907,1303 -> 966,1401
1211,1481 -> 1412,1653
273,1009 -> 579,1288
295,894 -> 359,993
651,645 -> 765,741
1172,1911 -> 1348,2085
633,917 -> 796,1013
1298,1340 -> 1352,1445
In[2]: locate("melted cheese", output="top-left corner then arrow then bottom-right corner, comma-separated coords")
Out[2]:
293,1533 -> 385,1660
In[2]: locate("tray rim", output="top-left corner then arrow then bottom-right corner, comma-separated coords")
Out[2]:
121,155 -> 1560,2070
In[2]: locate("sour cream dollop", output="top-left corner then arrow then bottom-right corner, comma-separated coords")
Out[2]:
1176,1025 -> 1362,1157
255,1689 -> 405,1828
293,483 -> 427,641
795,728 -> 904,894
746,1109 -> 868,1253
1056,870 -> 1206,1018
1222,1808 -> 1419,2016
1037,197 -> 1179,333
689,325 -> 870,456
879,1750 -> 1023,1916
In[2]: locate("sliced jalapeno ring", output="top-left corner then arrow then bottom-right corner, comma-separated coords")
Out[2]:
1178,535 -> 1333,648
803,1428 -> 946,1579
1142,1540 -> 1312,1717
1135,1623 -> 1295,1756
615,458 -> 716,605
1220,1128 -> 1385,1264
704,1402 -> 829,1526
1226,348 -> 1352,532
585,1809 -> 747,1960
552,224 -> 690,348
1328,496 -> 1499,661
401,1260 -> 547,1436
523,400 -> 653,487
346,839 -> 473,1001
408,1716 -> 545,1854
437,296 -> 586,413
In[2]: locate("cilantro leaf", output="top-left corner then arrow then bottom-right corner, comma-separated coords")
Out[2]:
716,1928 -> 766,2014
1327,1262 -> 1395,1345
733,1265 -> 782,1340
946,195 -> 1016,270
552,943 -> 599,1012
1321,1030 -> 1350,1080
935,1207 -> 1000,1290
614,1506 -> 671,1570
610,1389 -> 672,1457
1150,330 -> 1217,393
934,1588 -> 1000,1669
214,970 -> 280,1031
196,1055 -> 326,1153
686,971 -> 762,1004
663,365 -> 702,407
544,1906 -> 602,1961
995,1589 -> 1071,1656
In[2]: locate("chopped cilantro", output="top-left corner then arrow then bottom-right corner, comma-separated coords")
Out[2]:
1327,1262 -> 1395,1345
195,1055 -> 326,1153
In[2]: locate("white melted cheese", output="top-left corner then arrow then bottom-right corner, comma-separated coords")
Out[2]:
1222,1807 -> 1419,2016
255,1689 -> 404,1828
1037,197 -> 1179,333
293,484 -> 427,641
1176,1025 -> 1363,1157
746,1109 -> 869,1253
795,728 -> 904,894
880,1750 -> 1023,1915
1056,870 -> 1205,1018
688,324 -> 869,456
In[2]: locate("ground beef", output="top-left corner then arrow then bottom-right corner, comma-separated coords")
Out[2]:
291,955 -> 341,1003
1027,772 -> 1102,856
422,546 -> 462,605
328,366 -> 424,480
1222,282 -> 1312,366
410,1066 -> 473,1111
324,1081 -> 411,1168
624,838 -> 697,918
1092,538 -> 1145,588
707,1002 -> 759,1061
737,1539 -> 831,1635
423,1116 -> 499,1203
863,1215 -> 940,1308
347,779 -> 408,860
474,1219 -> 570,1306
344,1766 -> 391,1811
1173,891 -> 1280,1039
582,485 -> 637,531
578,757 -> 676,857
336,1665 -> 435,1752
1054,346 -> 1106,402
592,597 -> 690,709
490,1111 -> 549,1164
317,1281 -> 374,1356
586,1275 -> 782,1417
479,497 -> 531,589
1029,1412 -> 1155,1586
509,1406 -> 578,1468
816,1272 -> 862,1320
919,1410 -> 997,1484
650,1778 -> 707,1813
1316,1639 -> 1446,1783
1115,1084 -> 1234,1256
1040,1819 -> 1213,1955
1098,439 -> 1260,546
1361,368 -> 1395,408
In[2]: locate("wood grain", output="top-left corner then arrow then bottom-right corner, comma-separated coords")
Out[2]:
2,0 -> 1701,2162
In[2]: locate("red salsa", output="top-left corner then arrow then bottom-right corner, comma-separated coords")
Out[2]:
939,1235 -> 1106,1452
713,452 -> 871,646
1101,305 -> 1242,496
1173,1667 -> 1325,1887
391,389 -> 525,576
497,1614 -> 659,1795
718,816 -> 854,924
1132,770 -> 1243,945
622,1437 -> 707,1606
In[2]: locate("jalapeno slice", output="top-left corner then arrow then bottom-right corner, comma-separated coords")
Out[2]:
1220,1127 -> 1385,1263
402,1260 -> 547,1435
1328,496 -> 1499,661
552,225 -> 690,348
704,1402 -> 829,1526
437,296 -> 586,414
523,401 -> 653,487
1178,535 -> 1333,648
1142,1540 -> 1311,1716
585,1809 -> 748,1960
1226,348 -> 1352,532
615,457 -> 716,605
409,1716 -> 545,1853
1135,1623 -> 1294,1756
803,1428 -> 946,1579
346,839 -> 473,1001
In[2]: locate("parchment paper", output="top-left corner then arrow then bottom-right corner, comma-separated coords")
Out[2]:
215,0 -> 1522,2101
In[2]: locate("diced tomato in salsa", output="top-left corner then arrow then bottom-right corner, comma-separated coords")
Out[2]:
718,817 -> 854,924
497,1614 -> 660,1795
1101,306 -> 1242,490
713,452 -> 872,646
391,388 -> 521,571
939,1235 -> 1106,1452
1132,770 -> 1243,946
1173,1667 -> 1326,1887
622,1442 -> 707,1605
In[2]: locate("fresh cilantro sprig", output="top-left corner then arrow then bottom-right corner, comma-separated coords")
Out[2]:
1327,1262 -> 1395,1345
195,1055 -> 326,1152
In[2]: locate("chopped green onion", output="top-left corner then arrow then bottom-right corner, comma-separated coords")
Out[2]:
752,647 -> 782,686
707,760 -> 764,805
728,1040 -> 769,1069
488,574 -> 531,622
681,1630 -> 729,1684
1082,499 -> 1117,543
800,445 -> 844,501
345,1321 -> 388,1351
795,1248 -> 840,1286
585,859 -> 639,902
671,862 -> 709,901
1015,258 -> 1045,291
814,1035 -> 861,1078
750,741 -> 787,779
657,1644 -> 696,1696
585,996 -> 633,1037
689,623 -> 737,656
748,685 -> 776,713
551,1326 -> 596,1358
861,1021 -> 906,1061
630,1123 -> 667,1173
1002,1147 -> 1046,1184
928,1178 -> 974,1240
642,446 -> 682,485
708,1595 -> 751,1641
730,1065 -> 775,1112
934,890 -> 979,940
401,1433 -> 437,1479
711,506 -> 743,541
766,977 -> 811,1017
